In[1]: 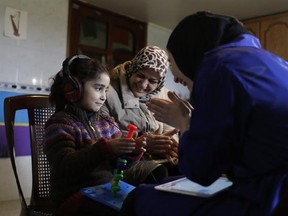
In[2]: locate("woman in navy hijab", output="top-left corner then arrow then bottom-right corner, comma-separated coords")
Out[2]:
121,11 -> 288,216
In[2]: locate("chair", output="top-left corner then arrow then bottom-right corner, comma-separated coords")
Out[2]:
4,94 -> 55,216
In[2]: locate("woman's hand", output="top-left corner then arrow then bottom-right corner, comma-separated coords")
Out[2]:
134,135 -> 147,154
107,138 -> 136,155
145,128 -> 178,158
167,136 -> 178,158
146,91 -> 193,133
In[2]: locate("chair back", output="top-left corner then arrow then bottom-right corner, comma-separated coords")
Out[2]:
4,94 -> 55,216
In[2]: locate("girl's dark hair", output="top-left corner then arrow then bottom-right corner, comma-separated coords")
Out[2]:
49,56 -> 109,111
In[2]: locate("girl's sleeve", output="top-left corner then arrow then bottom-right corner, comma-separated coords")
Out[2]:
44,117 -> 116,180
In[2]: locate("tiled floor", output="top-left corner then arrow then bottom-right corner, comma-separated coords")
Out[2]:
0,199 -> 21,216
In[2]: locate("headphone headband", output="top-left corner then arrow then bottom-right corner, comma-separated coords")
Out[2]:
62,54 -> 91,76
61,54 -> 90,103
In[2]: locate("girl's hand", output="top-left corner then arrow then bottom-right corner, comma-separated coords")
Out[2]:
107,138 -> 136,155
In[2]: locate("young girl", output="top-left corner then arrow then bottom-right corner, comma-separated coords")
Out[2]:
44,55 -> 145,216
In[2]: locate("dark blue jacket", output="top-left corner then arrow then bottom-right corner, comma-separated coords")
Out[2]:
129,34 -> 288,216
180,34 -> 288,184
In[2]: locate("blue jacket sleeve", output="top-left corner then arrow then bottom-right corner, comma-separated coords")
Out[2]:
178,63 -> 251,186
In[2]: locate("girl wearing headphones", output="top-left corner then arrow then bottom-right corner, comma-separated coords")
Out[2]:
44,55 -> 145,216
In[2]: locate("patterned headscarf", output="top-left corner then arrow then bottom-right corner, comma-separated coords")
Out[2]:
126,46 -> 169,101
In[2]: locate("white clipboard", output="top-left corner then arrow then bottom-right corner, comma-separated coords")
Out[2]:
154,177 -> 233,198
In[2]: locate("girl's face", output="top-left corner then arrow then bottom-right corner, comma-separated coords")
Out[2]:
168,51 -> 193,91
78,73 -> 110,112
129,68 -> 161,98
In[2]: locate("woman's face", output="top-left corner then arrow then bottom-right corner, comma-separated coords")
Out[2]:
78,73 -> 110,112
129,68 -> 161,98
168,51 -> 193,91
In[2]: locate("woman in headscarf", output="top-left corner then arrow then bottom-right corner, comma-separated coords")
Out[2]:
120,12 -> 288,216
101,46 -> 180,185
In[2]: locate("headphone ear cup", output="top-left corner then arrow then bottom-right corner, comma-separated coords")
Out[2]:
63,76 -> 82,103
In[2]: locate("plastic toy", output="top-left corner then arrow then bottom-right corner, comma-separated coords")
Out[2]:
111,124 -> 137,197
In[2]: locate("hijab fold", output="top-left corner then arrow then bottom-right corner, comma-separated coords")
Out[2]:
167,11 -> 251,80
125,46 -> 169,102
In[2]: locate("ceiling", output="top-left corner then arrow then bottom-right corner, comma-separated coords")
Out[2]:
81,0 -> 288,30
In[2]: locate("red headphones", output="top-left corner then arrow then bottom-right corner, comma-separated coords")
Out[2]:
61,55 -> 90,103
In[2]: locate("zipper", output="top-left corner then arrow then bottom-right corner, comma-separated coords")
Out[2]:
88,120 -> 95,133
87,120 -> 98,141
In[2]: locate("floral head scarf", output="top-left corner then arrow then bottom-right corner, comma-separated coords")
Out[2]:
126,46 -> 169,101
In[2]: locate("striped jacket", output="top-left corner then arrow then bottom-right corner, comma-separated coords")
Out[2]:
44,104 -> 133,205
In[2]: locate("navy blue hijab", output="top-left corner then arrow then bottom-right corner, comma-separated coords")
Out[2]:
167,11 -> 251,81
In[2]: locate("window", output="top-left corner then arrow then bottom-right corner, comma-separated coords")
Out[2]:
68,0 -> 147,68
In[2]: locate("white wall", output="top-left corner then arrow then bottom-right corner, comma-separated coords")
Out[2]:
0,0 -> 68,89
0,1 -> 189,202
0,0 -> 68,201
